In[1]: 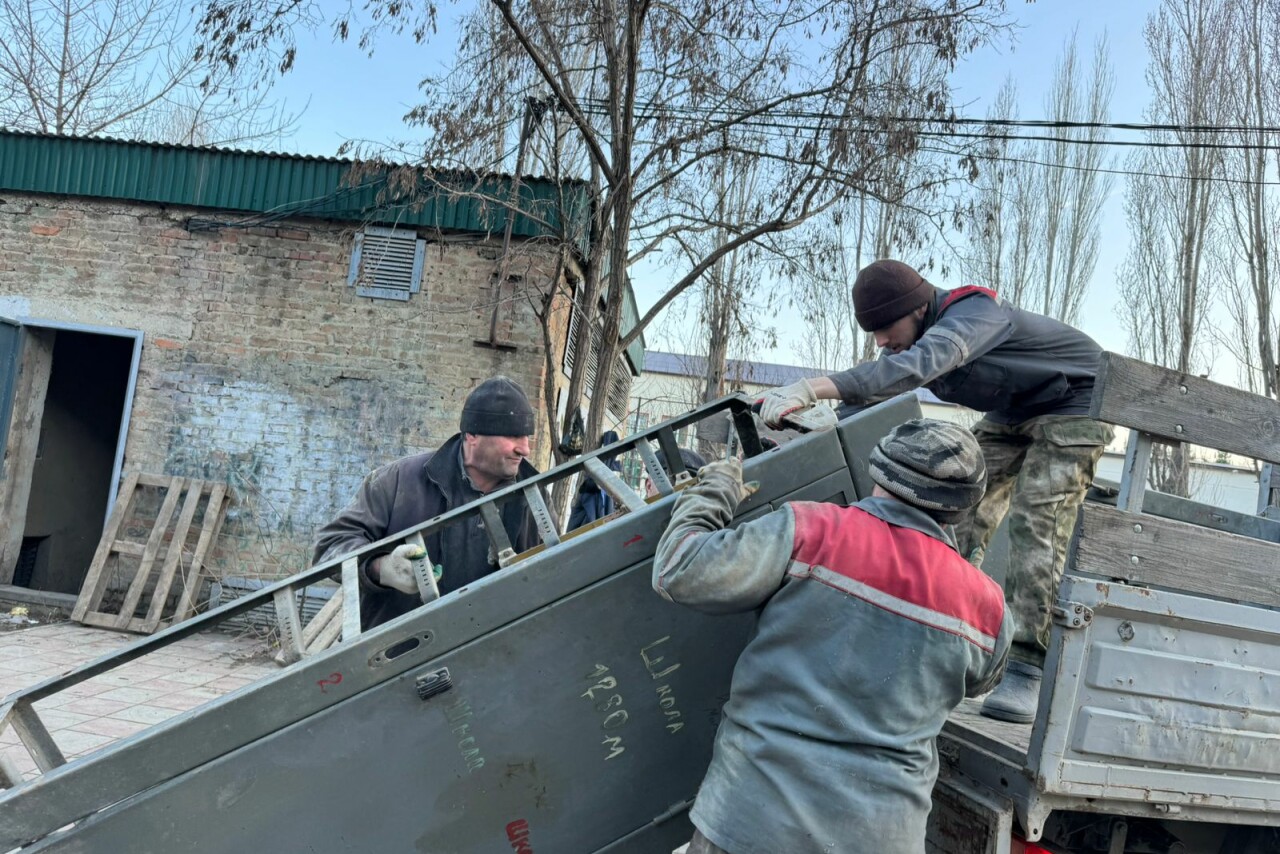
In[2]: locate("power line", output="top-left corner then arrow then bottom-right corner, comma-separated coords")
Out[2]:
583,103 -> 1280,151
913,128 -> 1280,151
918,146 -> 1280,188
502,98 -> 1280,189
577,97 -> 1280,136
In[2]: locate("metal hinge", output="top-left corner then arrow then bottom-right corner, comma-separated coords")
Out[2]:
1051,600 -> 1094,629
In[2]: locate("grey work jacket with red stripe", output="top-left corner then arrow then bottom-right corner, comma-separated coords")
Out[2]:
654,489 -> 1012,854
829,286 -> 1103,424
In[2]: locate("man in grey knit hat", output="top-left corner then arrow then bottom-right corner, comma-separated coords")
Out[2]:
655,418 -> 1012,854
758,259 -> 1112,724
314,376 -> 544,629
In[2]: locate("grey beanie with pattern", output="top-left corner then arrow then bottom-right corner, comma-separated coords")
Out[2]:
869,418 -> 986,522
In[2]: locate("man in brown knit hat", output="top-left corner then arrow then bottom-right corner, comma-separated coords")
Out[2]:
758,259 -> 1112,724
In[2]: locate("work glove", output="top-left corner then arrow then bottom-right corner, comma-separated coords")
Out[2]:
369,544 -> 427,595
757,378 -> 817,428
685,460 -> 759,510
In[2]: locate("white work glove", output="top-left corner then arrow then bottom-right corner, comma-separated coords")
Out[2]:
758,378 -> 817,428
369,544 -> 426,595
689,459 -> 760,504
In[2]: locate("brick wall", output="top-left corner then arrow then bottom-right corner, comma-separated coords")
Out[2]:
0,192 -> 576,582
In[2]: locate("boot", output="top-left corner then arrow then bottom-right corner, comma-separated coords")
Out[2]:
980,660 -> 1043,724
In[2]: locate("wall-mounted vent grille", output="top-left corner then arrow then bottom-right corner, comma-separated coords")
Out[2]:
348,226 -> 425,301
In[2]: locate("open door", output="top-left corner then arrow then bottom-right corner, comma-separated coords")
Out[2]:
0,320 -> 140,597
0,320 -> 54,589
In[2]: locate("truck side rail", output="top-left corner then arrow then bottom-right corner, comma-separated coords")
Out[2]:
1082,351 -> 1280,608
0,394 -> 765,788
1089,352 -> 1280,515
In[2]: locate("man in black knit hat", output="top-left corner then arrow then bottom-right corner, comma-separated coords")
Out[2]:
313,376 -> 544,629
758,259 -> 1112,725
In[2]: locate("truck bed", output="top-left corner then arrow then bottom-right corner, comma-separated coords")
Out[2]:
946,699 -> 1031,766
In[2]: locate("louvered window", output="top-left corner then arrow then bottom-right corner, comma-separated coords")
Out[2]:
607,358 -> 631,418
563,301 -> 632,419
564,305 -> 581,374
347,226 -> 425,301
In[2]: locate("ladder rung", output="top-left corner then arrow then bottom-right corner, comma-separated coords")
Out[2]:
635,439 -> 673,496
655,428 -> 687,481
273,588 -> 304,665
523,485 -> 561,547
583,458 -> 645,513
479,502 -> 518,567
6,701 -> 66,773
341,558 -> 362,641
404,533 -> 440,604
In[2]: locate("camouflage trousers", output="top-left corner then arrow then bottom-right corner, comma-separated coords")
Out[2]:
954,415 -> 1113,667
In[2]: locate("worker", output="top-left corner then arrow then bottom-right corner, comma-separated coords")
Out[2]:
655,418 -> 1011,854
758,259 -> 1112,723
313,376 -> 543,630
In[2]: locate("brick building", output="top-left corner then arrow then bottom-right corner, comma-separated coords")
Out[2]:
0,130 -> 642,603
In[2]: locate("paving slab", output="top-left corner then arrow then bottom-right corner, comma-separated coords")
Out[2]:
0,622 -> 278,782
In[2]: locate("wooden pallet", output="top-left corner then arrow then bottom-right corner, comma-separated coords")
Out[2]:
71,473 -> 234,634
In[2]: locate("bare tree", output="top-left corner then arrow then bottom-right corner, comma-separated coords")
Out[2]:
1035,31 -> 1114,324
687,148 -> 769,406
1120,0 -> 1233,495
791,31 -> 960,371
0,0 -> 293,144
963,32 -> 1112,324
963,75 -> 1041,308
201,0 -> 1011,453
793,204 -> 863,373
1216,0 -> 1280,400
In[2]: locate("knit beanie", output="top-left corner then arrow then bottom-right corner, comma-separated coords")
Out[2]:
853,259 -> 935,332
459,376 -> 535,436
868,418 -> 986,522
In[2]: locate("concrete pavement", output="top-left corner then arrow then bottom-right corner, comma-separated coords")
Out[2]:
0,621 -> 277,782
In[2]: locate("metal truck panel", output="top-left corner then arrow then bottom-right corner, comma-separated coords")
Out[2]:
24,564 -> 751,853
2,404 -> 875,851
1034,575 -> 1280,818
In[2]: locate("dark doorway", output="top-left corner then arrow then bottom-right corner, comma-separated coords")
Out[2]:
19,331 -> 134,594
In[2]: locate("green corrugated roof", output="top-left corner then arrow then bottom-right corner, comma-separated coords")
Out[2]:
0,129 -> 643,369
0,129 -> 588,240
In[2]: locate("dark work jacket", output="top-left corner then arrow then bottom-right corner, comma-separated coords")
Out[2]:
312,433 -> 542,629
830,286 -> 1103,424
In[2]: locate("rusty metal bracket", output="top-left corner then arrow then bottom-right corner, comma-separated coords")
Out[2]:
1051,600 -> 1094,629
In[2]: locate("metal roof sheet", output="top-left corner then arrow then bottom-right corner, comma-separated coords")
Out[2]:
0,129 -> 588,239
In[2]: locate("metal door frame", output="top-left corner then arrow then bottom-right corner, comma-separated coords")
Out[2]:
0,316 -> 21,457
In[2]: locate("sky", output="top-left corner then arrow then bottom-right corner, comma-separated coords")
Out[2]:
271,1 -> 1162,366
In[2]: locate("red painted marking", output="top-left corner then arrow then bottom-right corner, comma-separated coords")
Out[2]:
622,535 -> 643,547
317,672 -> 343,693
506,819 -> 534,853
